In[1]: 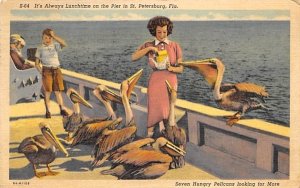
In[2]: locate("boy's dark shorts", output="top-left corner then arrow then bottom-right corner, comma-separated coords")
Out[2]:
42,67 -> 64,92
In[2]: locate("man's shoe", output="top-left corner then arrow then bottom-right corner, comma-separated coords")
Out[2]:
60,109 -> 69,116
45,111 -> 51,119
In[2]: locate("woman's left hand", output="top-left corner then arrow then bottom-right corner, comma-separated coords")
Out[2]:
167,61 -> 175,72
167,63 -> 184,73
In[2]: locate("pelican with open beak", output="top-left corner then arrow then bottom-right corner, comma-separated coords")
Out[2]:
93,69 -> 143,105
18,122 -> 69,178
90,69 -> 143,170
181,58 -> 269,126
101,137 -> 186,179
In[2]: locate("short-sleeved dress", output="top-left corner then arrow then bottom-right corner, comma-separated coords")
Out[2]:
139,39 -> 182,128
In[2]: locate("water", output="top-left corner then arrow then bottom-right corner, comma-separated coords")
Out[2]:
11,21 -> 290,126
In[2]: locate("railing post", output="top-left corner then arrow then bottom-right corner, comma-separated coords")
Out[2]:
78,83 -> 85,97
256,137 -> 274,172
187,112 -> 200,145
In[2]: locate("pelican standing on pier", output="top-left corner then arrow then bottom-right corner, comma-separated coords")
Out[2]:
18,122 -> 69,178
64,87 -> 122,146
181,58 -> 269,126
63,88 -> 94,140
161,80 -> 186,169
90,69 -> 143,170
101,137 -> 186,179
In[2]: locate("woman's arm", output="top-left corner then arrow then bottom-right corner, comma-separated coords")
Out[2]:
132,46 -> 158,61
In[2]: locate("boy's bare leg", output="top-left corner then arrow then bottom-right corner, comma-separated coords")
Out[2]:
54,91 -> 68,116
45,91 -> 51,118
54,91 -> 64,107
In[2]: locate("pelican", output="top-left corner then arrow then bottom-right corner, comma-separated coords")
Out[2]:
90,69 -> 143,170
161,80 -> 187,169
93,69 -> 141,105
101,137 -> 186,179
71,117 -> 122,146
63,88 -> 111,144
181,58 -> 269,126
63,88 -> 121,146
18,122 -> 69,178
93,85 -> 118,120
63,88 -> 94,138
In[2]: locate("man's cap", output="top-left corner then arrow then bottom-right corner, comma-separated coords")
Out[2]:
10,34 -> 26,46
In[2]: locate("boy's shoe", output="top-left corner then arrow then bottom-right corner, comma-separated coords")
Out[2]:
60,109 -> 69,116
45,111 -> 51,119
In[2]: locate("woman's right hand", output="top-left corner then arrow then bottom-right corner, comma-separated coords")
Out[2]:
148,46 -> 159,54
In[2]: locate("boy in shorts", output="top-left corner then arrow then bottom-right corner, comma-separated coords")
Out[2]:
35,28 -> 69,118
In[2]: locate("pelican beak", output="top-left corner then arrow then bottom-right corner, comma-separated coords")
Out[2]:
67,88 -> 93,109
108,117 -> 123,129
181,58 -> 219,87
40,123 -> 69,157
126,69 -> 143,99
165,80 -> 177,103
95,85 -> 123,104
165,141 -> 186,156
165,80 -> 177,94
101,88 -> 123,104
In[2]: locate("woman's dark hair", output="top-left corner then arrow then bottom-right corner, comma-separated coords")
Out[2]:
147,16 -> 173,36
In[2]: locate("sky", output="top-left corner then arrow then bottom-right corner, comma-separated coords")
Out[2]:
11,9 -> 290,21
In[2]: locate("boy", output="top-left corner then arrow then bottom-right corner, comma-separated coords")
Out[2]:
35,28 -> 69,118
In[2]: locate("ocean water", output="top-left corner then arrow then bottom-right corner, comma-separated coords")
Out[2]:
11,21 -> 290,126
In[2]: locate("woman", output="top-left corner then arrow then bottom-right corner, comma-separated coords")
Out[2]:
132,16 -> 183,137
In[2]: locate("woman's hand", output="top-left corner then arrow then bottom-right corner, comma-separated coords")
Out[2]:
148,46 -> 159,53
167,63 -> 184,74
132,46 -> 158,61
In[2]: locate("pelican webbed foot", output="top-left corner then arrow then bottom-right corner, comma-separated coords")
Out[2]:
226,117 -> 240,126
224,112 -> 242,126
35,171 -> 47,178
46,165 -> 59,176
32,164 -> 44,178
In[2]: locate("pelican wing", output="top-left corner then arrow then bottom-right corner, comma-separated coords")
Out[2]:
63,113 -> 84,132
19,144 -> 38,154
234,82 -> 269,97
181,60 -> 218,87
111,138 -> 154,159
99,126 -> 137,153
113,149 -> 172,166
72,120 -> 115,145
18,136 -> 50,153
120,163 -> 170,179
220,84 -> 235,92
116,138 -> 155,153
32,135 -> 52,148
82,116 -> 111,126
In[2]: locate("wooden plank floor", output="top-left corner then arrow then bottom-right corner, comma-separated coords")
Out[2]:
10,100 -> 217,180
